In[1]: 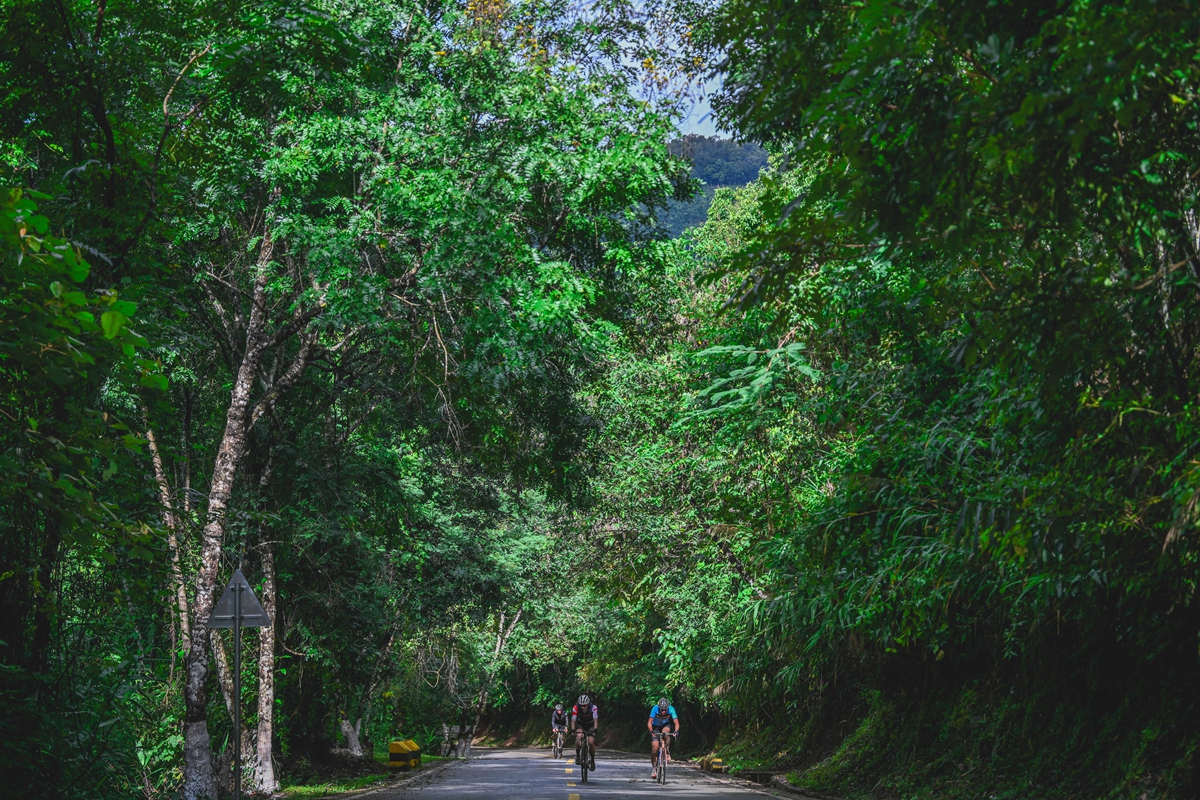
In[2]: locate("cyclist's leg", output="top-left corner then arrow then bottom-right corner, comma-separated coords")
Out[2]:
587,732 -> 596,767
575,730 -> 583,763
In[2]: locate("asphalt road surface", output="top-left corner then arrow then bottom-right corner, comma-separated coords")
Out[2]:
377,748 -> 790,800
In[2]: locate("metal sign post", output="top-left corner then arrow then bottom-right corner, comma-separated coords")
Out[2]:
208,569 -> 270,800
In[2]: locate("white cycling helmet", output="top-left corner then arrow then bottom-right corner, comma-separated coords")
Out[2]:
578,694 -> 590,705
658,697 -> 669,709
555,703 -> 563,711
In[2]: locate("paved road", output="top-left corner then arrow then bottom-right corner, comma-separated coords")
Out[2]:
378,748 -> 787,800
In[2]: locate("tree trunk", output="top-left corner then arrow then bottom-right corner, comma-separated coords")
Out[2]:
31,510 -> 63,673
211,630 -> 236,722
182,387 -> 192,515
252,542 -> 279,793
214,725 -> 255,798
347,621 -> 399,764
469,691 -> 488,754
213,608 -> 261,797
340,716 -> 365,757
144,423 -> 190,657
455,709 -> 474,759
181,235 -> 275,800
467,609 -> 522,752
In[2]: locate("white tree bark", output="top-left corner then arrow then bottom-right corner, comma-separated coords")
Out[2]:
144,423 -> 190,663
182,236 -> 275,800
180,228 -> 323,799
210,630 -> 236,722
340,716 -> 365,757
252,540 -> 279,793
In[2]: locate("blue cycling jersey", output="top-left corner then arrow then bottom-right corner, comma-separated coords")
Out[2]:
649,705 -> 678,726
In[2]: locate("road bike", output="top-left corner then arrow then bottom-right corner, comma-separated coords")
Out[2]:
653,729 -> 675,785
552,728 -> 564,759
576,730 -> 595,783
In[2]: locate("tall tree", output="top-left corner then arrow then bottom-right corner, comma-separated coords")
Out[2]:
4,0 -> 691,795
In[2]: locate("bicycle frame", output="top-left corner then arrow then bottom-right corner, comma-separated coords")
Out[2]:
576,729 -> 595,783
654,730 -> 674,784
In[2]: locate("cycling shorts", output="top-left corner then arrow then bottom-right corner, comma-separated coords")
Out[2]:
652,722 -> 675,734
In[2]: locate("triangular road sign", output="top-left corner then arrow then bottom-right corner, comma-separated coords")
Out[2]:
208,568 -> 271,629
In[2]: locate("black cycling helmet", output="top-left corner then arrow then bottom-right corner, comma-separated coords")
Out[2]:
578,694 -> 591,705
555,703 -> 563,712
658,697 -> 669,709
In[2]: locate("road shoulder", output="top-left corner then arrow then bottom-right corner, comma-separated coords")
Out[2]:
303,758 -> 461,800
604,749 -> 792,797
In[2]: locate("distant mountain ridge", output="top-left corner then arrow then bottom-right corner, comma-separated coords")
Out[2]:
660,135 -> 768,237
669,134 -> 769,187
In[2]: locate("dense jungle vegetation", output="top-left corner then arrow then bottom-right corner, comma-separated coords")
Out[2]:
6,0 -> 1200,798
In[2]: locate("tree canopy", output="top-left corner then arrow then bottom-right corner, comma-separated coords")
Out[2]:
6,1 -> 1200,799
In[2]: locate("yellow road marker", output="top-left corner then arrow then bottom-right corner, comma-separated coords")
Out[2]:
564,769 -> 572,774
569,795 -> 580,800
567,782 -> 576,787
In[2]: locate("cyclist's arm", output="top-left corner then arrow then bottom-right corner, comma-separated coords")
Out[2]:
671,706 -> 680,733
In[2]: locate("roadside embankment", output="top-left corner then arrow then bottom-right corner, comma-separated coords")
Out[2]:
696,638 -> 1200,800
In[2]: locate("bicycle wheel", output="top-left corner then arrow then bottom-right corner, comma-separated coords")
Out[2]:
581,761 -> 588,783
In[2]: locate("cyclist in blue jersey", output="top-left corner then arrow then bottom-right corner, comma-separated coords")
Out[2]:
647,697 -> 679,779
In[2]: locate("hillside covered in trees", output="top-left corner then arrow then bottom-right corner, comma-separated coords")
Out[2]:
5,1 -> 1200,799
659,135 -> 767,236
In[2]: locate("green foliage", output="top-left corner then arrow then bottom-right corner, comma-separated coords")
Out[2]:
518,1 -> 1200,796
1,188 -> 157,516
659,136 -> 769,237
466,4 -> 1200,796
692,0 -> 1200,681
0,187 -> 170,795
2,0 -> 704,793
11,0 -> 1200,797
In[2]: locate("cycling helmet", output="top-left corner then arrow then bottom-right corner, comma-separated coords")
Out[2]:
658,697 -> 669,709
578,694 -> 591,705
554,703 -> 563,712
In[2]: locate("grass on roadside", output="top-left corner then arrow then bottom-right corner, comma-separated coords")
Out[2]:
279,754 -> 456,799
278,773 -> 392,799
278,743 -> 456,796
